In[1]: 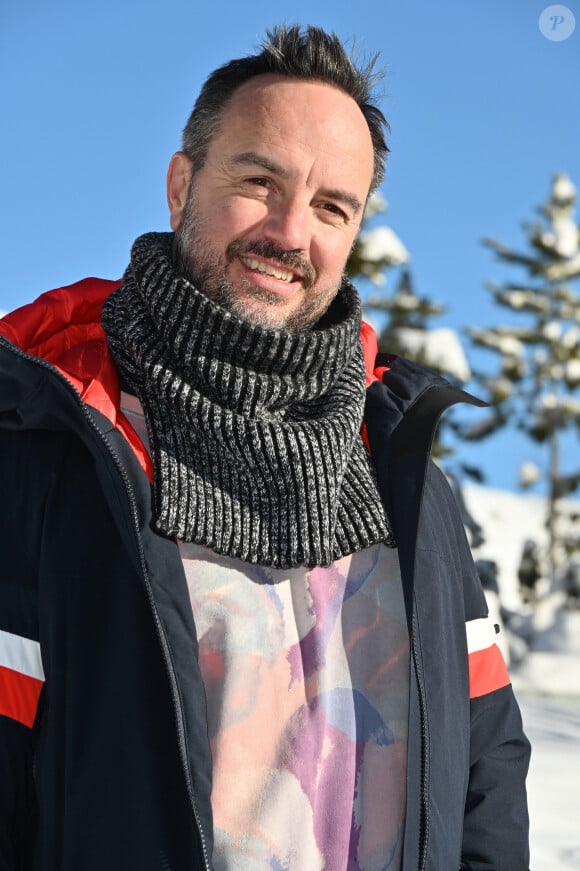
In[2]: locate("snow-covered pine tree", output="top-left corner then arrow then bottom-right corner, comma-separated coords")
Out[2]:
347,193 -> 472,464
347,191 -> 410,285
463,173 -> 580,582
348,193 -> 470,384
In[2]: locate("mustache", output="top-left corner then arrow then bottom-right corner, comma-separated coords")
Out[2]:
226,240 -> 316,289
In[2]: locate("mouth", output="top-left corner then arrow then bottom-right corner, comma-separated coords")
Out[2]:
239,255 -> 300,284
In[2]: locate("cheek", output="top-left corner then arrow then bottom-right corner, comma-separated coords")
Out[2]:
313,233 -> 357,278
215,198 -> 270,241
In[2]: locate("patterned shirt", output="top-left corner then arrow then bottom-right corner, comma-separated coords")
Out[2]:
181,542 -> 409,871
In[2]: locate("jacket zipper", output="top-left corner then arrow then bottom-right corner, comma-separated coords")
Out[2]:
411,611 -> 430,870
2,340 -> 212,870
104,434 -> 212,871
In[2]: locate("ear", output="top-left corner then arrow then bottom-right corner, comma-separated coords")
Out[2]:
167,152 -> 193,230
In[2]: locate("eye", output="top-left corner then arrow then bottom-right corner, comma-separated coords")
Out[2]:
246,176 -> 273,189
320,202 -> 349,222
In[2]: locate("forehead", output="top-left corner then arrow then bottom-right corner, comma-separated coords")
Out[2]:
209,74 -> 374,193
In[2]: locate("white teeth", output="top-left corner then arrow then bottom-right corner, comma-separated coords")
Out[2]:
241,257 -> 294,282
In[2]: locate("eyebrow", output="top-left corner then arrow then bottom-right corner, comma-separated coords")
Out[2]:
229,150 -> 364,216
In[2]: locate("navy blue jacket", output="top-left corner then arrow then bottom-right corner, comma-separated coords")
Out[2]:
0,280 -> 530,870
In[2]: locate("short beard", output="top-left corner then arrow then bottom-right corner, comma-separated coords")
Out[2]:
173,183 -> 341,332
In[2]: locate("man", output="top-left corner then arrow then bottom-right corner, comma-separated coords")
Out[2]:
0,25 -> 530,871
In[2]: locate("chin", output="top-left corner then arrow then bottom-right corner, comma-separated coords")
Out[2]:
240,305 -> 293,331
227,289 -> 297,331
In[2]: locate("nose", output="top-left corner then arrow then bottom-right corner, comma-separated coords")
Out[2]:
262,198 -> 311,253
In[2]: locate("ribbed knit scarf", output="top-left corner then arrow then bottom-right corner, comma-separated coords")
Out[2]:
101,232 -> 394,567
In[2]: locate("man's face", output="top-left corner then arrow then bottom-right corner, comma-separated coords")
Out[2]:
168,74 -> 375,331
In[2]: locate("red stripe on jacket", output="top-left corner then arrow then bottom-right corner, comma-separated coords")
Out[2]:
0,666 -> 44,729
468,644 -> 511,699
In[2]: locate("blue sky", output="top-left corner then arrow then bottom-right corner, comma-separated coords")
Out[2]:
1,0 -> 579,491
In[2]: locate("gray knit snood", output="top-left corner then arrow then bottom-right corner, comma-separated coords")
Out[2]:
101,232 -> 394,567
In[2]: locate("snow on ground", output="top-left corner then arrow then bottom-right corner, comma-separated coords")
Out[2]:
463,484 -> 553,609
512,600 -> 580,698
514,609 -> 580,869
463,484 -> 580,869
520,695 -> 580,870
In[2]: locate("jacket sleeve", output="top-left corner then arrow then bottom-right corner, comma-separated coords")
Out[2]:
0,718 -> 37,870
461,683 -> 531,870
0,429 -> 47,869
451,471 -> 531,870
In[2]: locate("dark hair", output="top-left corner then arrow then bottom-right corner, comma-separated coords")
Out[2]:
182,24 -> 389,192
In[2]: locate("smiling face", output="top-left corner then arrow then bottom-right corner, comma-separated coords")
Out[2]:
167,74 -> 375,331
